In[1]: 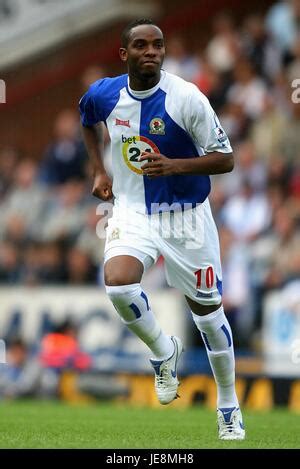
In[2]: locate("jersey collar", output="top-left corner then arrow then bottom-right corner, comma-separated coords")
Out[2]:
127,70 -> 165,100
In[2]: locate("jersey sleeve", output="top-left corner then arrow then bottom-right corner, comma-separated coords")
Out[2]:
188,85 -> 232,154
79,81 -> 104,127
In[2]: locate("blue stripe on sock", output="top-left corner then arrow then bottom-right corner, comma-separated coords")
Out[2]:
201,332 -> 212,351
129,303 -> 141,319
221,324 -> 232,347
140,291 -> 149,311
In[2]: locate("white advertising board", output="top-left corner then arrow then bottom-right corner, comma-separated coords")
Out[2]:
262,281 -> 300,377
0,287 -> 188,370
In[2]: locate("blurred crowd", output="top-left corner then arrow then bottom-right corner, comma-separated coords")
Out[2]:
1,0 -> 300,348
0,321 -> 128,401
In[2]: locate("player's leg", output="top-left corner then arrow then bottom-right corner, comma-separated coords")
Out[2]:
186,298 -> 238,410
104,250 -> 182,405
104,252 -> 174,360
103,205 -> 183,404
162,201 -> 245,438
185,297 -> 244,439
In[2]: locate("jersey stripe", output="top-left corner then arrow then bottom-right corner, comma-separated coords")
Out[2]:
140,88 -> 211,213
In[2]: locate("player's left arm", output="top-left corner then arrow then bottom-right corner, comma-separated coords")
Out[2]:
140,84 -> 234,178
139,150 -> 233,177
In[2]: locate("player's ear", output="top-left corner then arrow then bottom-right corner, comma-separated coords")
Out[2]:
119,48 -> 128,62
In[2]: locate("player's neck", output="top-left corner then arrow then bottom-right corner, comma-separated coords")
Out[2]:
128,72 -> 161,91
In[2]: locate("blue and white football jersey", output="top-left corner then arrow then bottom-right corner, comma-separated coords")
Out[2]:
79,70 -> 232,214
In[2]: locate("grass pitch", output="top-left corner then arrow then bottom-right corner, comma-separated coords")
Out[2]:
0,400 -> 299,449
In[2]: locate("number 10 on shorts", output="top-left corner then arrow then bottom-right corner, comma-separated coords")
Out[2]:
194,267 -> 214,289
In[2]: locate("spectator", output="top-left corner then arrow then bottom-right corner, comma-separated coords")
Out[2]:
39,109 -> 88,185
286,35 -> 300,82
38,241 -> 66,284
0,147 -> 19,199
206,12 -> 241,74
266,0 -> 300,56
221,180 -> 271,242
279,102 -> 300,165
20,242 -> 44,286
163,35 -> 199,81
241,14 -> 281,81
76,205 -> 106,266
65,247 -> 98,285
216,140 -> 267,198
227,58 -> 269,120
264,207 -> 300,288
0,241 -> 20,284
193,58 -> 231,112
219,226 -> 253,345
3,214 -> 28,248
250,95 -> 289,163
219,102 -> 250,143
0,339 -> 42,399
40,180 -> 88,243
0,159 -> 46,241
250,206 -> 300,329
40,319 -> 91,370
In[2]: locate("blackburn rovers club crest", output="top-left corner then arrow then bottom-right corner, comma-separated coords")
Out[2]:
108,227 -> 120,243
149,117 -> 165,135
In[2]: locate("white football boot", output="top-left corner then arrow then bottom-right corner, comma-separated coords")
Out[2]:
217,407 -> 245,440
150,336 -> 183,405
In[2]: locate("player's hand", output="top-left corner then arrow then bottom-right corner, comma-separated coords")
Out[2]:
92,172 -> 113,200
139,152 -> 177,177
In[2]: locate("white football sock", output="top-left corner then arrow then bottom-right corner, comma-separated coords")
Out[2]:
106,283 -> 174,360
191,305 -> 239,409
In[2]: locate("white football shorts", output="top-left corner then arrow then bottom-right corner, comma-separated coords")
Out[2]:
104,199 -> 222,305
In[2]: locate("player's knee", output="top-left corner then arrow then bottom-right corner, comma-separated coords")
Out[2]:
104,272 -> 129,286
104,263 -> 142,286
186,296 -> 222,316
105,283 -> 143,322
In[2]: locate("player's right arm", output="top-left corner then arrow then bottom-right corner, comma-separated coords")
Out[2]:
81,124 -> 113,201
79,83 -> 113,201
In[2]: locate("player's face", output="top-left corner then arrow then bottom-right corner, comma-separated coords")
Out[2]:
120,25 -> 165,79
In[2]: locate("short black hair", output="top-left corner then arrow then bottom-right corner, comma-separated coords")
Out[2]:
121,18 -> 159,47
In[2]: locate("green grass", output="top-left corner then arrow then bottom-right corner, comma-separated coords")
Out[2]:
0,400 -> 299,449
